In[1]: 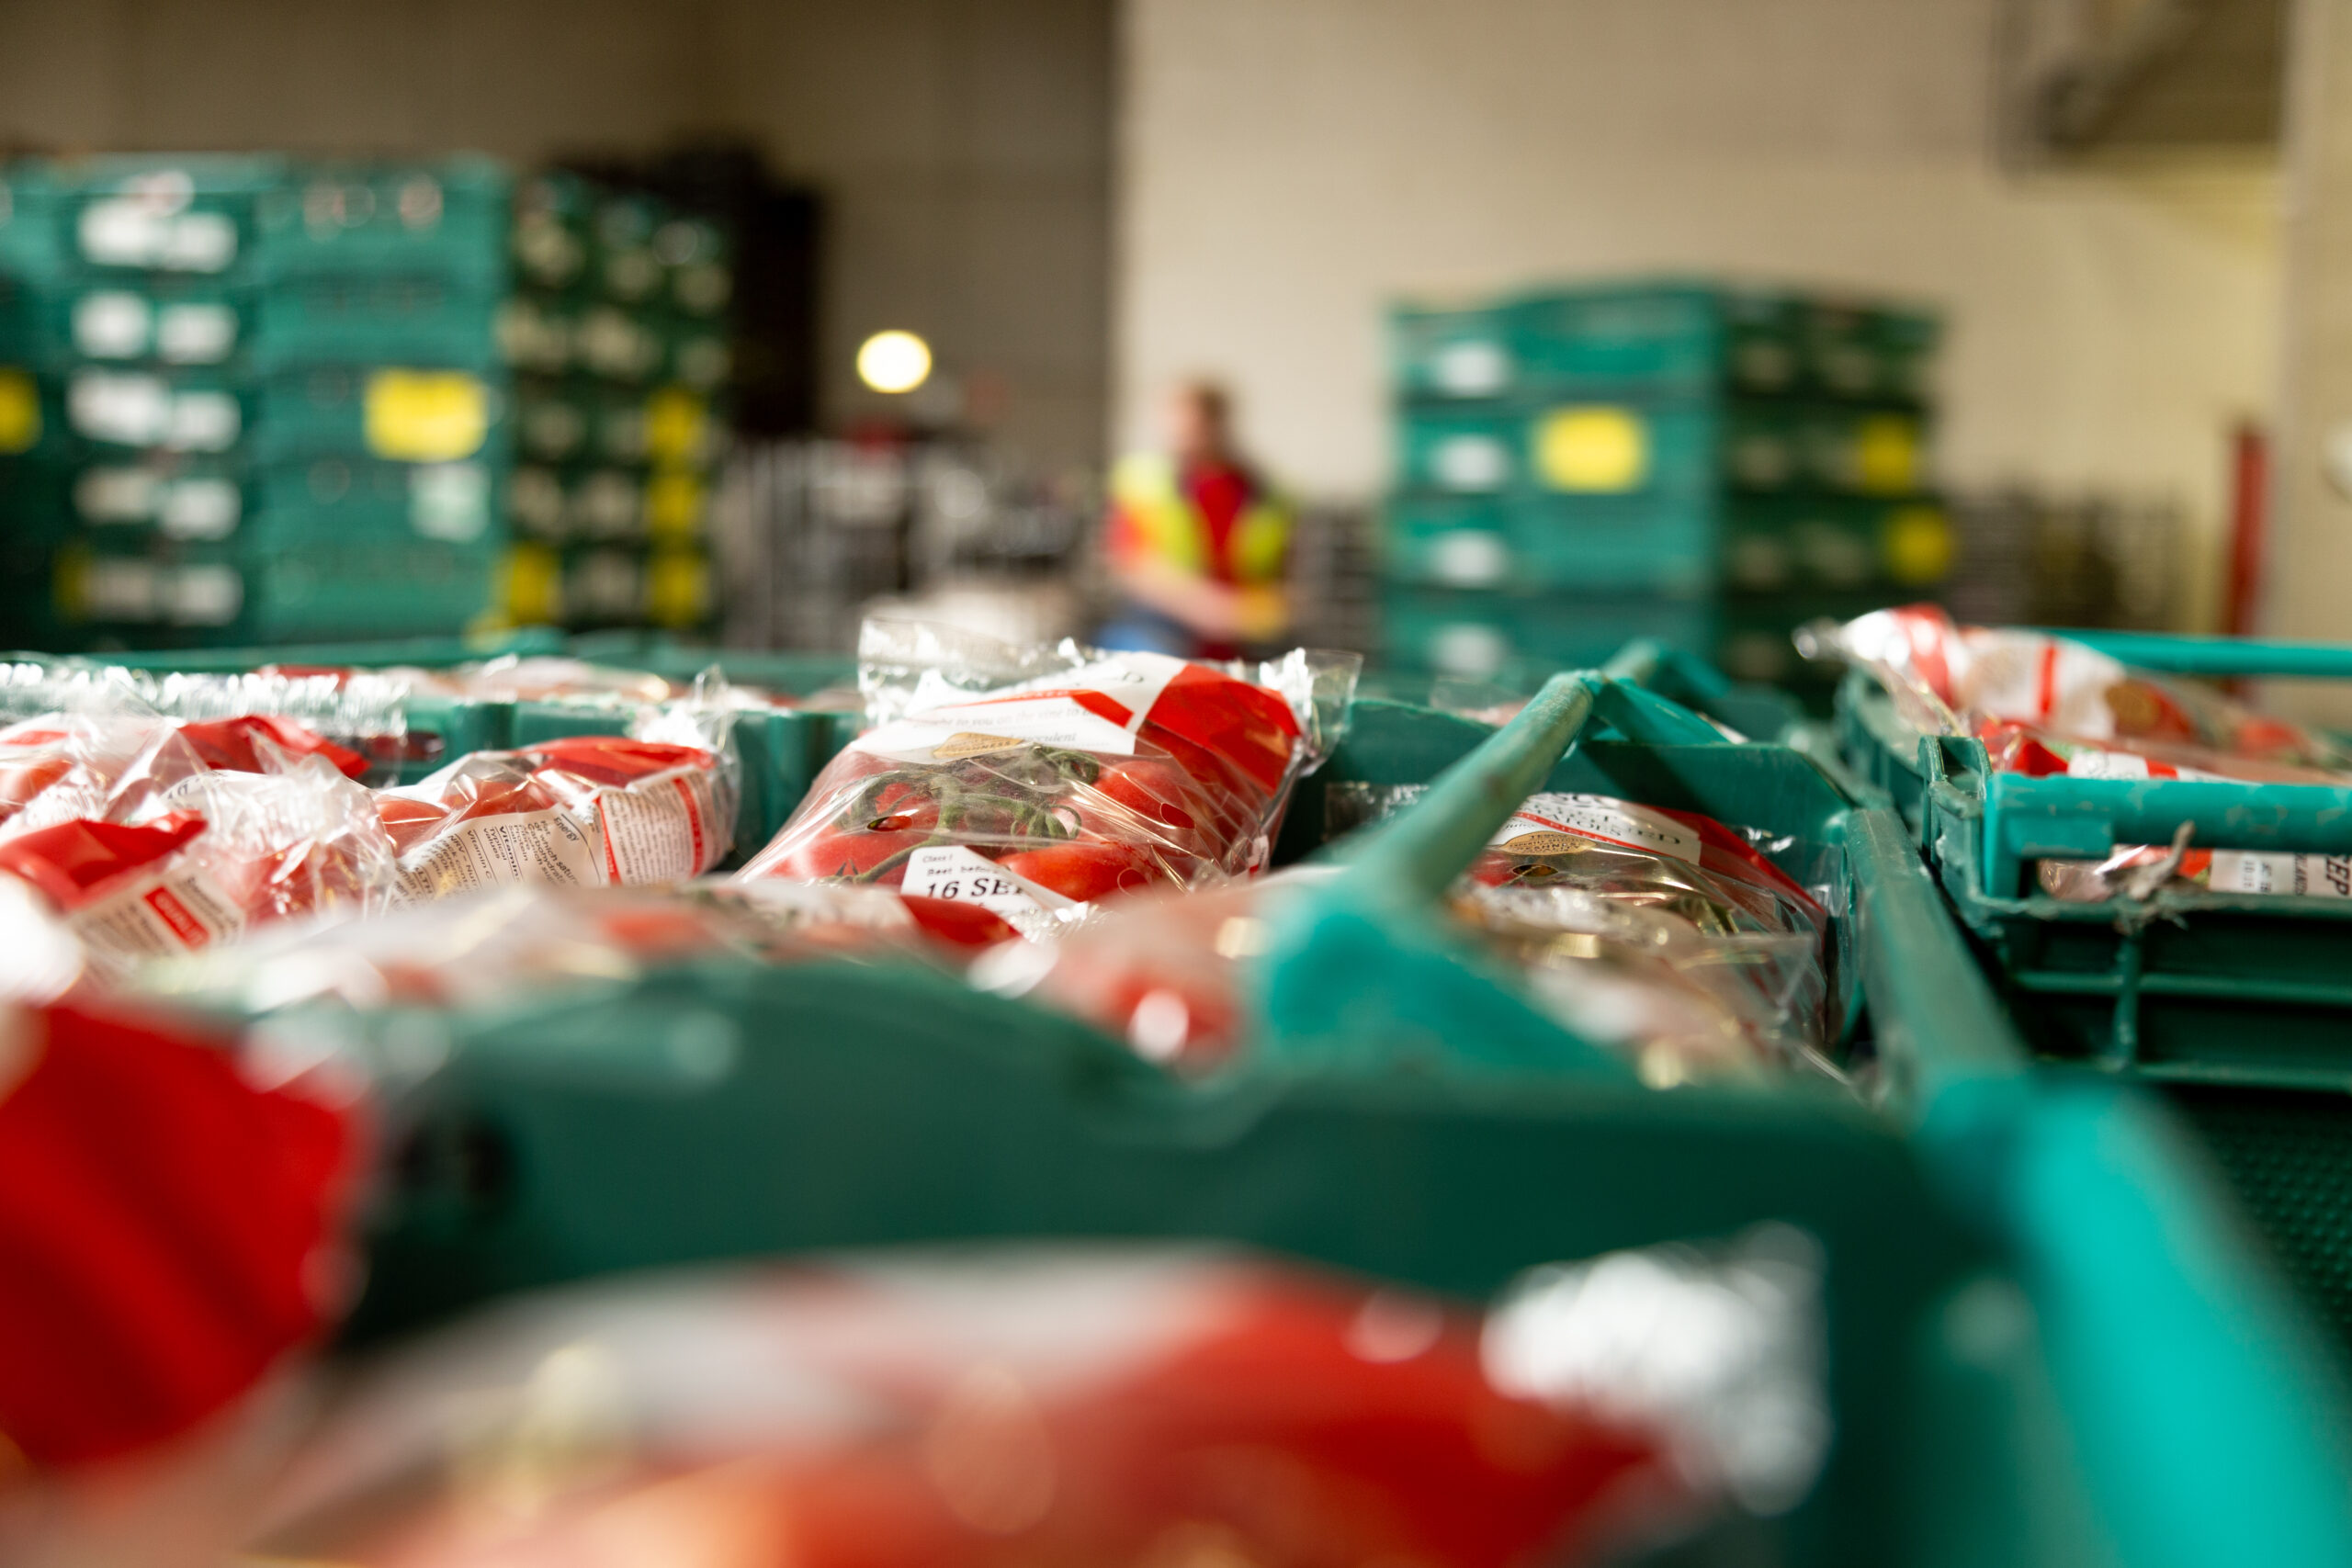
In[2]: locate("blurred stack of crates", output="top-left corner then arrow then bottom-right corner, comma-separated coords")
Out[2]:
0,155 -> 510,649
499,171 -> 732,634
1380,280 -> 1952,698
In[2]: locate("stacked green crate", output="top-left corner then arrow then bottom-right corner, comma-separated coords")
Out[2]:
0,155 -> 511,649
1381,281 -> 1951,696
500,172 -> 731,635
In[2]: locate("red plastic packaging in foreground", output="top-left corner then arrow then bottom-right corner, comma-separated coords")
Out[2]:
740,627 -> 1354,932
246,1253 -> 1689,1568
0,998 -> 359,1469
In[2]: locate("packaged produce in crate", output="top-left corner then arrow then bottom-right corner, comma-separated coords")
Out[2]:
987,781 -> 1838,1080
1338,782 -> 1836,1072
381,728 -> 737,902
243,1243 -> 1823,1568
0,736 -> 395,977
1814,604 -> 2352,898
137,879 -> 1022,1032
738,620 -> 1357,931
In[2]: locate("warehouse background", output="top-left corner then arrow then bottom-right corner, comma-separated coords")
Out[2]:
0,0 -> 1114,475
0,0 -> 2283,632
1116,0 -> 2278,631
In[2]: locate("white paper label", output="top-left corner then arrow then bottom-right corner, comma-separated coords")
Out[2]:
70,370 -> 171,445
857,653 -> 1187,764
160,478 -> 241,539
71,864 -> 243,965
2064,749 -> 2222,784
1432,339 -> 1509,396
1433,434 -> 1510,492
901,843 -> 1073,936
73,292 -> 153,357
2210,851 -> 2352,898
156,302 -> 238,364
594,770 -> 718,884
396,806 -> 605,901
167,390 -> 241,452
1490,792 -> 1701,863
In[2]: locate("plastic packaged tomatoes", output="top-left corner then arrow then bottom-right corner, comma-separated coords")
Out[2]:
1327,784 -> 1839,1075
1810,604 -> 2352,783
241,1247 -> 1784,1568
1809,604 -> 2352,900
740,620 -> 1357,932
380,730 -> 739,901
0,750 -> 399,978
0,706 -> 371,844
141,879 -> 1021,1034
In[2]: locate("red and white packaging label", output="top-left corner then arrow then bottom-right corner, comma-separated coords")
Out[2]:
2209,851 -> 2352,898
1489,792 -> 1701,863
854,653 -> 1188,764
1960,633 -> 2128,739
900,843 -> 1074,936
395,806 -> 604,902
594,768 -> 720,884
2063,750 -> 2223,784
70,863 -> 243,966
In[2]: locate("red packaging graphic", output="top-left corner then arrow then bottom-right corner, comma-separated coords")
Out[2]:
741,623 -> 1356,933
381,736 -> 735,901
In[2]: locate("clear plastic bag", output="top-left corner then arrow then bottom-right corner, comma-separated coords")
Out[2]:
1324,783 -> 1837,1071
139,879 -> 1023,1036
0,656 -> 413,784
379,730 -> 738,902
0,747 -> 398,978
0,998 -> 357,1481
1451,886 -> 1835,1084
739,619 -> 1359,933
1805,604 -> 2352,782
973,872 -> 1335,1071
1808,604 -> 2352,899
243,1247 -> 1714,1568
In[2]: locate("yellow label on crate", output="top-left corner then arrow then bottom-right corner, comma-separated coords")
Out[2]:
501,541 -> 562,626
1854,414 -> 1920,495
366,370 -> 490,461
0,367 -> 40,455
645,468 -> 707,541
1532,406 -> 1647,492
643,386 -> 709,467
1883,503 -> 1954,584
51,541 -> 88,619
646,549 -> 711,627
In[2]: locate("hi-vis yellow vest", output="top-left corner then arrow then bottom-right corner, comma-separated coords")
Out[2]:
1111,454 -> 1292,585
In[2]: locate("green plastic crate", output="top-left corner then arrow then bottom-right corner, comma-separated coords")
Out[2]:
51,533 -> 502,649
1380,494 -> 1514,588
1723,493 -> 1954,596
11,452 -> 502,548
6,154 -> 509,288
7,362 -> 510,466
0,275 -> 500,375
1838,632 -> 2352,1358
1390,282 -> 1940,406
1381,583 -> 1717,683
277,673 -> 2352,1567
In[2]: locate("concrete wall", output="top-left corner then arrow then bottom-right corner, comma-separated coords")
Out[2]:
1115,0 -> 2282,623
0,0 -> 1113,468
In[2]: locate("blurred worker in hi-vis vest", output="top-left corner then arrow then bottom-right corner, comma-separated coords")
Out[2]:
1099,380 -> 1294,660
